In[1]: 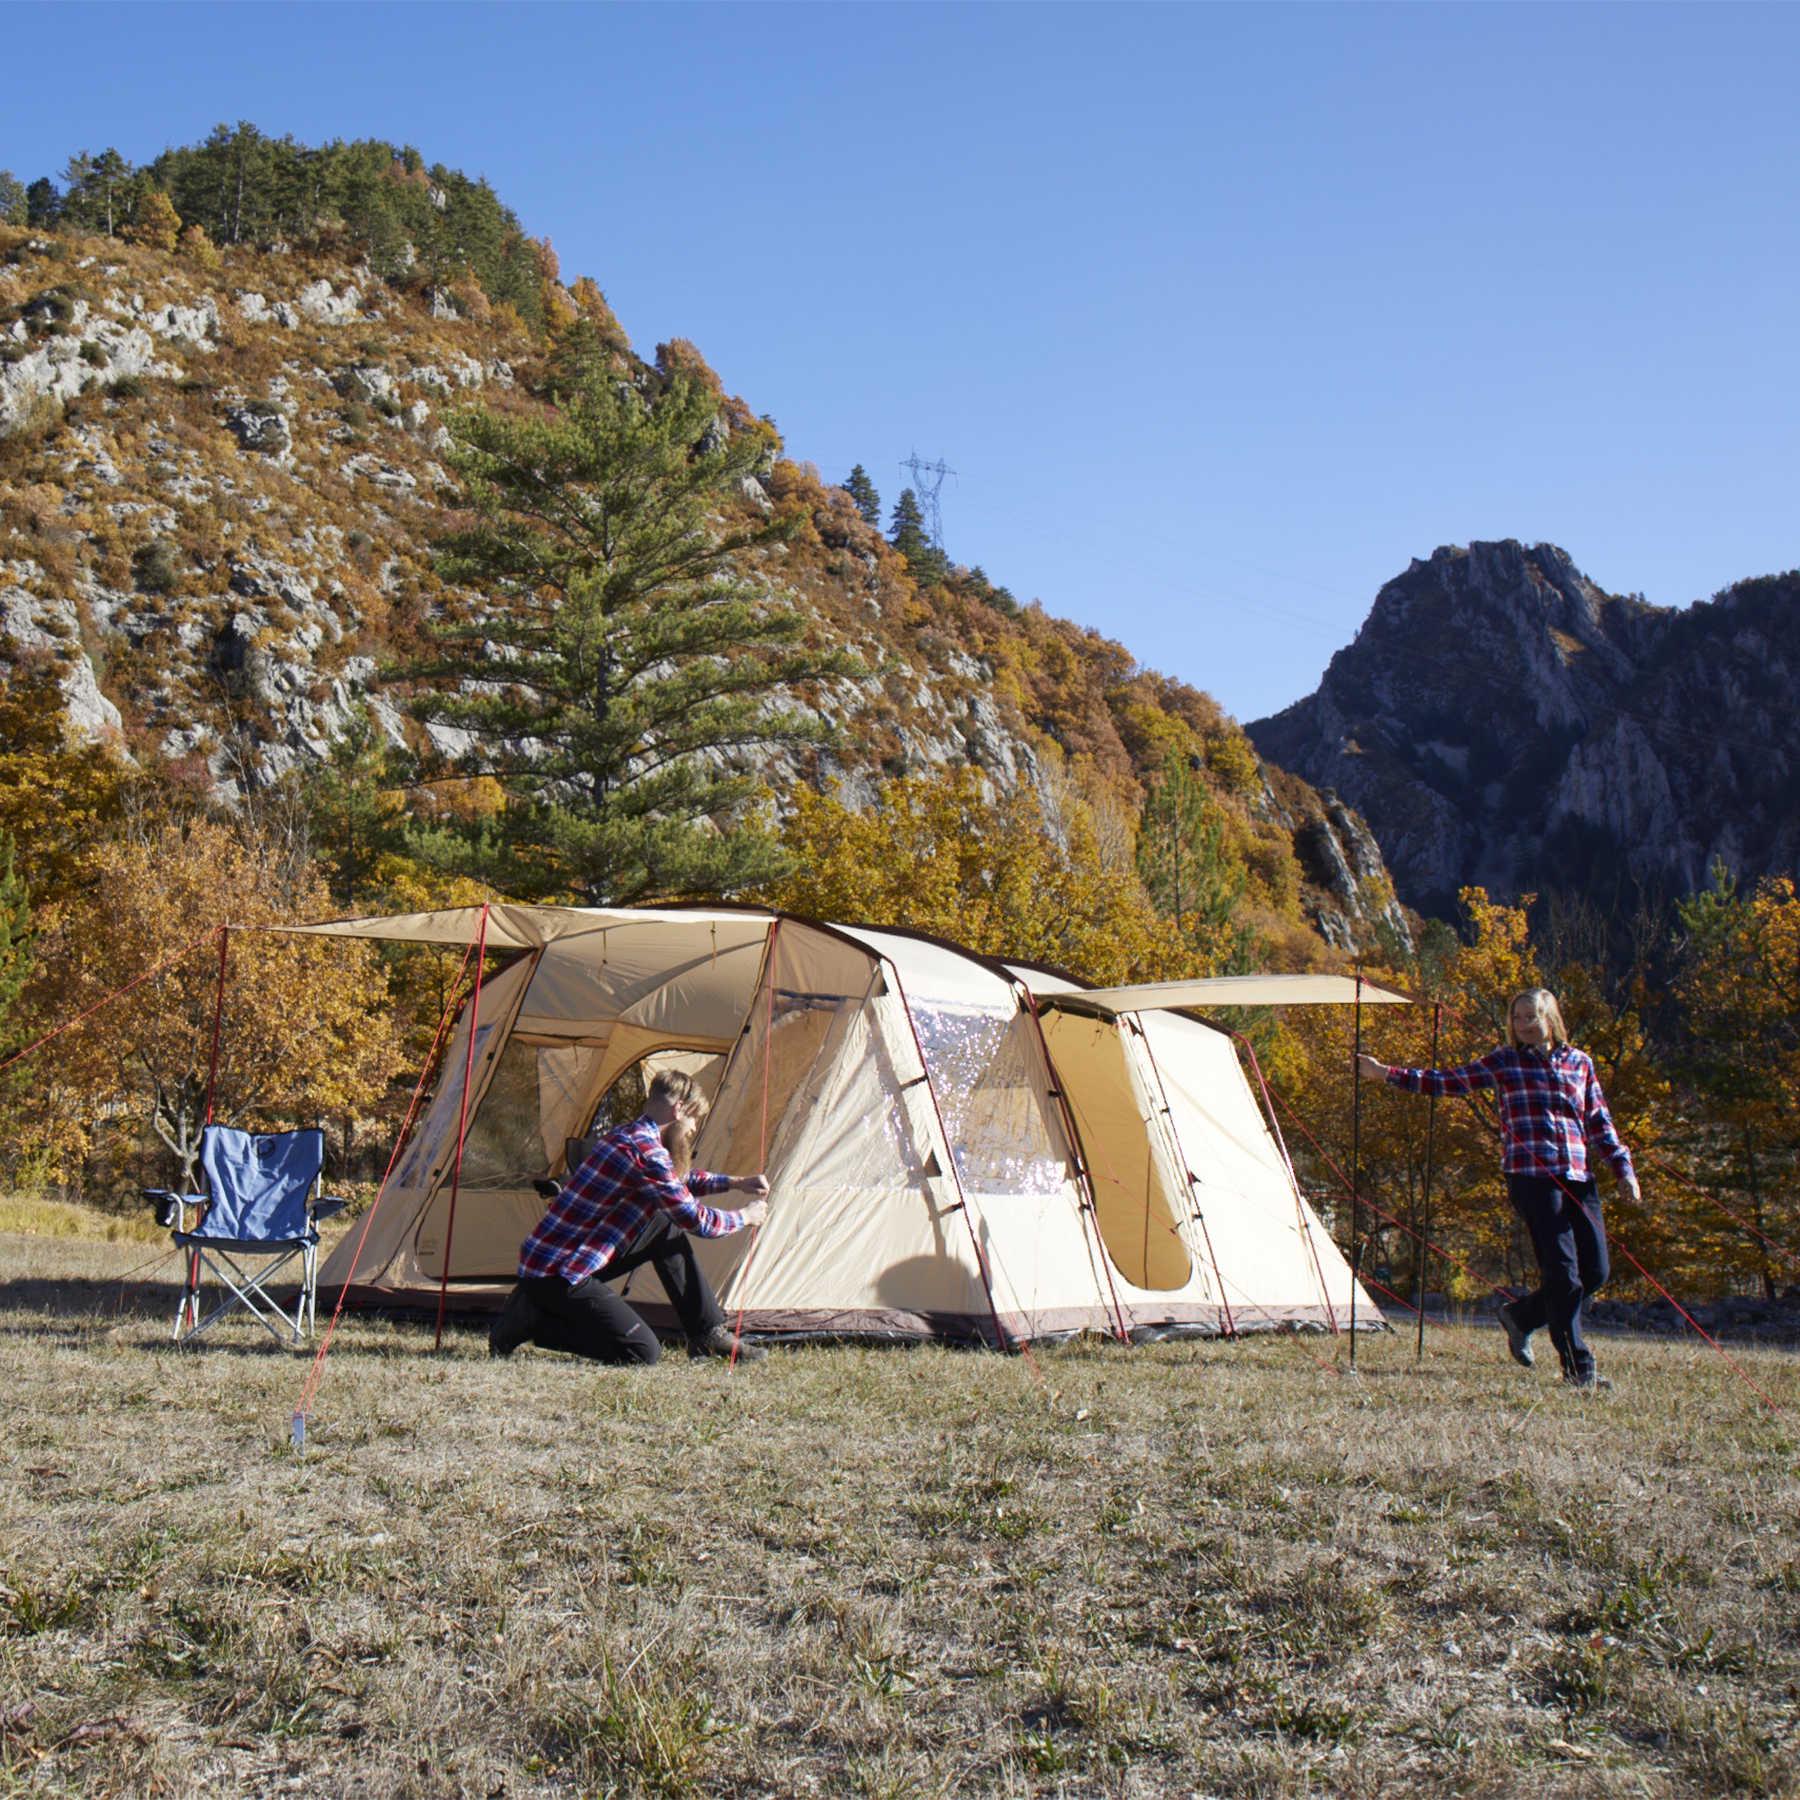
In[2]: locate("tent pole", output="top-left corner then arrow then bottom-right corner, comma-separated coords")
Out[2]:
728,920 -> 783,1367
433,904 -> 491,1351
1415,1001 -> 1441,1363
1349,965 -> 1364,1369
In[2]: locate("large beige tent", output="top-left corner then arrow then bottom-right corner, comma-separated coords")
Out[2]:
296,905 -> 1385,1345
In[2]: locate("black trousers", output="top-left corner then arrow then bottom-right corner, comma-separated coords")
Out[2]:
517,1212 -> 727,1365
1506,1173 -> 1609,1379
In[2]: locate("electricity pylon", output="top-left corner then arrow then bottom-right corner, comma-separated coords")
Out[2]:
900,452 -> 956,550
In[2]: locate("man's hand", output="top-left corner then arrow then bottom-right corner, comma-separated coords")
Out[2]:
738,1198 -> 769,1229
1355,1053 -> 1388,1080
735,1174 -> 770,1198
1621,1175 -> 1642,1204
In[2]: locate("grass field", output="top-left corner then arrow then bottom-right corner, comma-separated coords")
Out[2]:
2,1228 -> 1797,1799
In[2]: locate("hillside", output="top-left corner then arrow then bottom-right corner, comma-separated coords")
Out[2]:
0,172 -> 1404,959
1249,540 -> 1800,919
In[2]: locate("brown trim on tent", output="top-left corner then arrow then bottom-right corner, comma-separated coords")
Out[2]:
324,1281 -> 1357,1343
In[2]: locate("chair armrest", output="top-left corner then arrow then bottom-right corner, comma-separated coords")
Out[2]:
313,1196 -> 351,1221
145,1189 -> 205,1230
533,1177 -> 562,1200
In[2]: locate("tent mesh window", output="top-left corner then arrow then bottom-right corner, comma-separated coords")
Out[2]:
392,1019 -> 503,1193
455,1038 -> 554,1187
913,1004 -> 1066,1197
703,990 -> 848,1178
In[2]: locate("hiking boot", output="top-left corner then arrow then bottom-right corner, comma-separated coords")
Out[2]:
691,1323 -> 767,1363
488,1285 -> 541,1359
1495,1299 -> 1535,1369
1563,1370 -> 1613,1392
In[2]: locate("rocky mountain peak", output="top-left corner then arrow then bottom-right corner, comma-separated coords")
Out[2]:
1249,540 -> 1799,918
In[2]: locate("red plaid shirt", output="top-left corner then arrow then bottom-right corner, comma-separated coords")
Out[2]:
517,1115 -> 745,1286
1386,1045 -> 1636,1185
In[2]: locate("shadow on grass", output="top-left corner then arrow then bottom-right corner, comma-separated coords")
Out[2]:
0,1272 -> 192,1321
0,1275 -> 496,1360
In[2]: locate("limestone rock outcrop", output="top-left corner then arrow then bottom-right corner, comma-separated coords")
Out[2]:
1249,541 -> 1799,914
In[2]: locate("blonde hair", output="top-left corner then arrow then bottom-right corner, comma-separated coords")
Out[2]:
1508,987 -> 1570,1049
661,1113 -> 699,1179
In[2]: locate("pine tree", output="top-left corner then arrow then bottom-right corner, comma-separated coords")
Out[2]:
404,371 -> 864,903
887,488 -> 947,584
843,464 -> 881,527
1135,750 -> 1250,969
59,151 -> 96,228
297,706 -> 409,908
25,177 -> 60,227
888,488 -> 929,561
0,172 -> 25,226
93,149 -> 132,236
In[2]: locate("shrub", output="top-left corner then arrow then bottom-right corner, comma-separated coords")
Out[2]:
131,537 -> 183,596
179,222 -> 221,270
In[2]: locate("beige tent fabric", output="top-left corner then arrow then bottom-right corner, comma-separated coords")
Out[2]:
319,915 -> 777,1300
1134,1011 -> 1357,1325
311,904 -> 1377,1343
1034,1008 -> 1194,1292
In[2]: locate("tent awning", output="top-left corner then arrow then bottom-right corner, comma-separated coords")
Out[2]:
275,904 -> 777,954
1038,973 -> 1412,1017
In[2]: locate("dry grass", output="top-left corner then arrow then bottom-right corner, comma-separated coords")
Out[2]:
2,1229 -> 1797,1799
0,1196 -> 165,1245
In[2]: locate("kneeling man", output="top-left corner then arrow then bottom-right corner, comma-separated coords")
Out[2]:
489,1068 -> 770,1364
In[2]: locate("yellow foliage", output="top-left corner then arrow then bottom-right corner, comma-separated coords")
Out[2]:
0,663 -> 130,898
1203,727 -> 1262,798
756,770 -> 1196,987
178,222 -> 221,270
10,817 -> 401,1186
124,188 -> 182,254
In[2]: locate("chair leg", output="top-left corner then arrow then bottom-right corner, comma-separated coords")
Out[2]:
174,1249 -> 200,1340
181,1246 -> 310,1346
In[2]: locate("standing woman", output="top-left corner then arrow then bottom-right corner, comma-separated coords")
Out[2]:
1357,988 -> 1641,1390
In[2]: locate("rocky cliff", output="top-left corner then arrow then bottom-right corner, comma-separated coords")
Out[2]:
1248,540 -> 1800,917
0,218 -> 1405,954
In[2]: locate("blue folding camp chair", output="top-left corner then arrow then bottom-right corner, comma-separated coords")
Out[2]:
145,1126 -> 347,1345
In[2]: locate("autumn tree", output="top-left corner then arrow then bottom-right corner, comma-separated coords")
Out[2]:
405,369 -> 863,903
0,832 -> 31,1045
13,816 -> 399,1193
1271,888 -> 1544,1302
1669,866 -> 1800,1296
843,464 -> 881,528
756,769 -> 1191,986
124,186 -> 182,253
0,662 -> 130,901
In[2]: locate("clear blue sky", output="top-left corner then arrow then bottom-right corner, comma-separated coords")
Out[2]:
7,2 -> 1796,722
